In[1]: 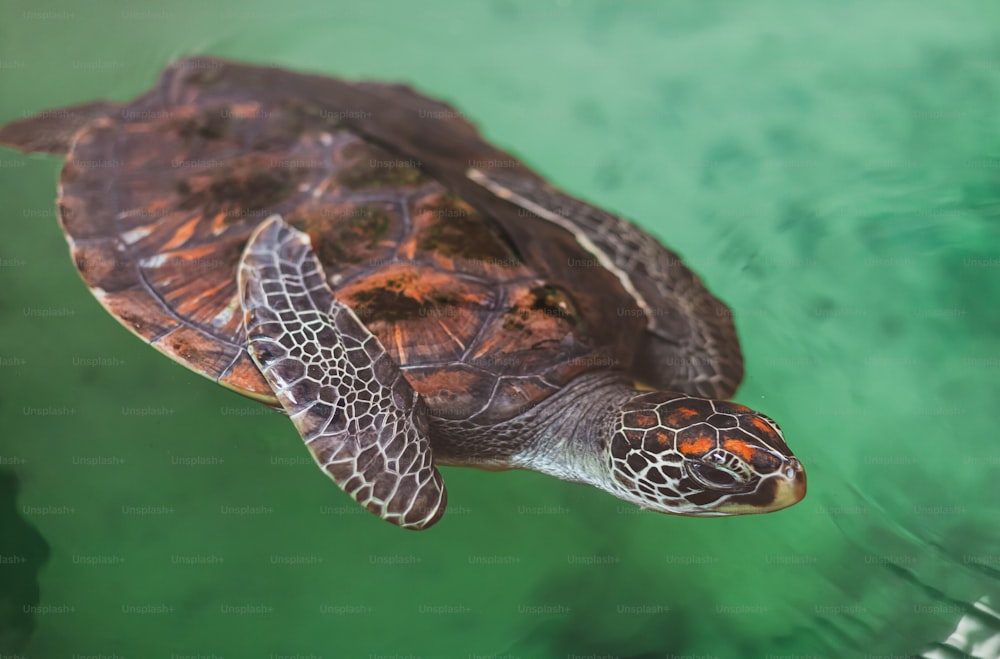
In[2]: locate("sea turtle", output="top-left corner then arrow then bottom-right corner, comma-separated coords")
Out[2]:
0,57 -> 805,529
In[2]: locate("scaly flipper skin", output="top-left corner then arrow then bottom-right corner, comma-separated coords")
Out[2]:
237,216 -> 447,529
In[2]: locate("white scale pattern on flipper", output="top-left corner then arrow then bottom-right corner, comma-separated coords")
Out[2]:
237,215 -> 447,529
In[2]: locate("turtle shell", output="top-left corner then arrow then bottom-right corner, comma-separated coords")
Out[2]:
54,62 -> 646,425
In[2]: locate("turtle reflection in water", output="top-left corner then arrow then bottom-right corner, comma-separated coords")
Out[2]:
0,58 -> 805,529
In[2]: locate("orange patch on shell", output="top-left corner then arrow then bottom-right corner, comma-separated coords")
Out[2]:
174,277 -> 230,317
209,211 -> 229,235
402,367 -> 495,420
219,349 -> 275,403
161,216 -> 199,250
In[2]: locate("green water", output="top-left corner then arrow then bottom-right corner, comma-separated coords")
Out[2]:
1,1 -> 999,657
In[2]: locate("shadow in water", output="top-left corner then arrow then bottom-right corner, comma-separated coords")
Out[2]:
0,468 -> 50,654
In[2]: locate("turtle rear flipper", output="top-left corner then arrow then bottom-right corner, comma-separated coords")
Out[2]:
238,216 -> 448,530
0,101 -> 120,154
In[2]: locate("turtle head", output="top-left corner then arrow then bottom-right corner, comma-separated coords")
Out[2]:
604,391 -> 805,516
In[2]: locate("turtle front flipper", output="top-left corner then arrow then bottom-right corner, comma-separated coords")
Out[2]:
237,216 -> 447,530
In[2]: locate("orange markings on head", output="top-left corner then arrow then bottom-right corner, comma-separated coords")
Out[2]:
667,407 -> 699,426
678,436 -> 714,456
750,416 -> 776,436
723,439 -> 755,462
654,430 -> 672,446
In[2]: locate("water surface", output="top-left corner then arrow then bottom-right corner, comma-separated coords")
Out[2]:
1,1 -> 998,656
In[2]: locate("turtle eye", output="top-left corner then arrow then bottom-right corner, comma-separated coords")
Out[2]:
688,461 -> 738,489
687,453 -> 752,492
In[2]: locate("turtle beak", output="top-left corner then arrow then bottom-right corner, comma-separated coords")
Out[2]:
769,457 -> 807,510
712,457 -> 807,515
